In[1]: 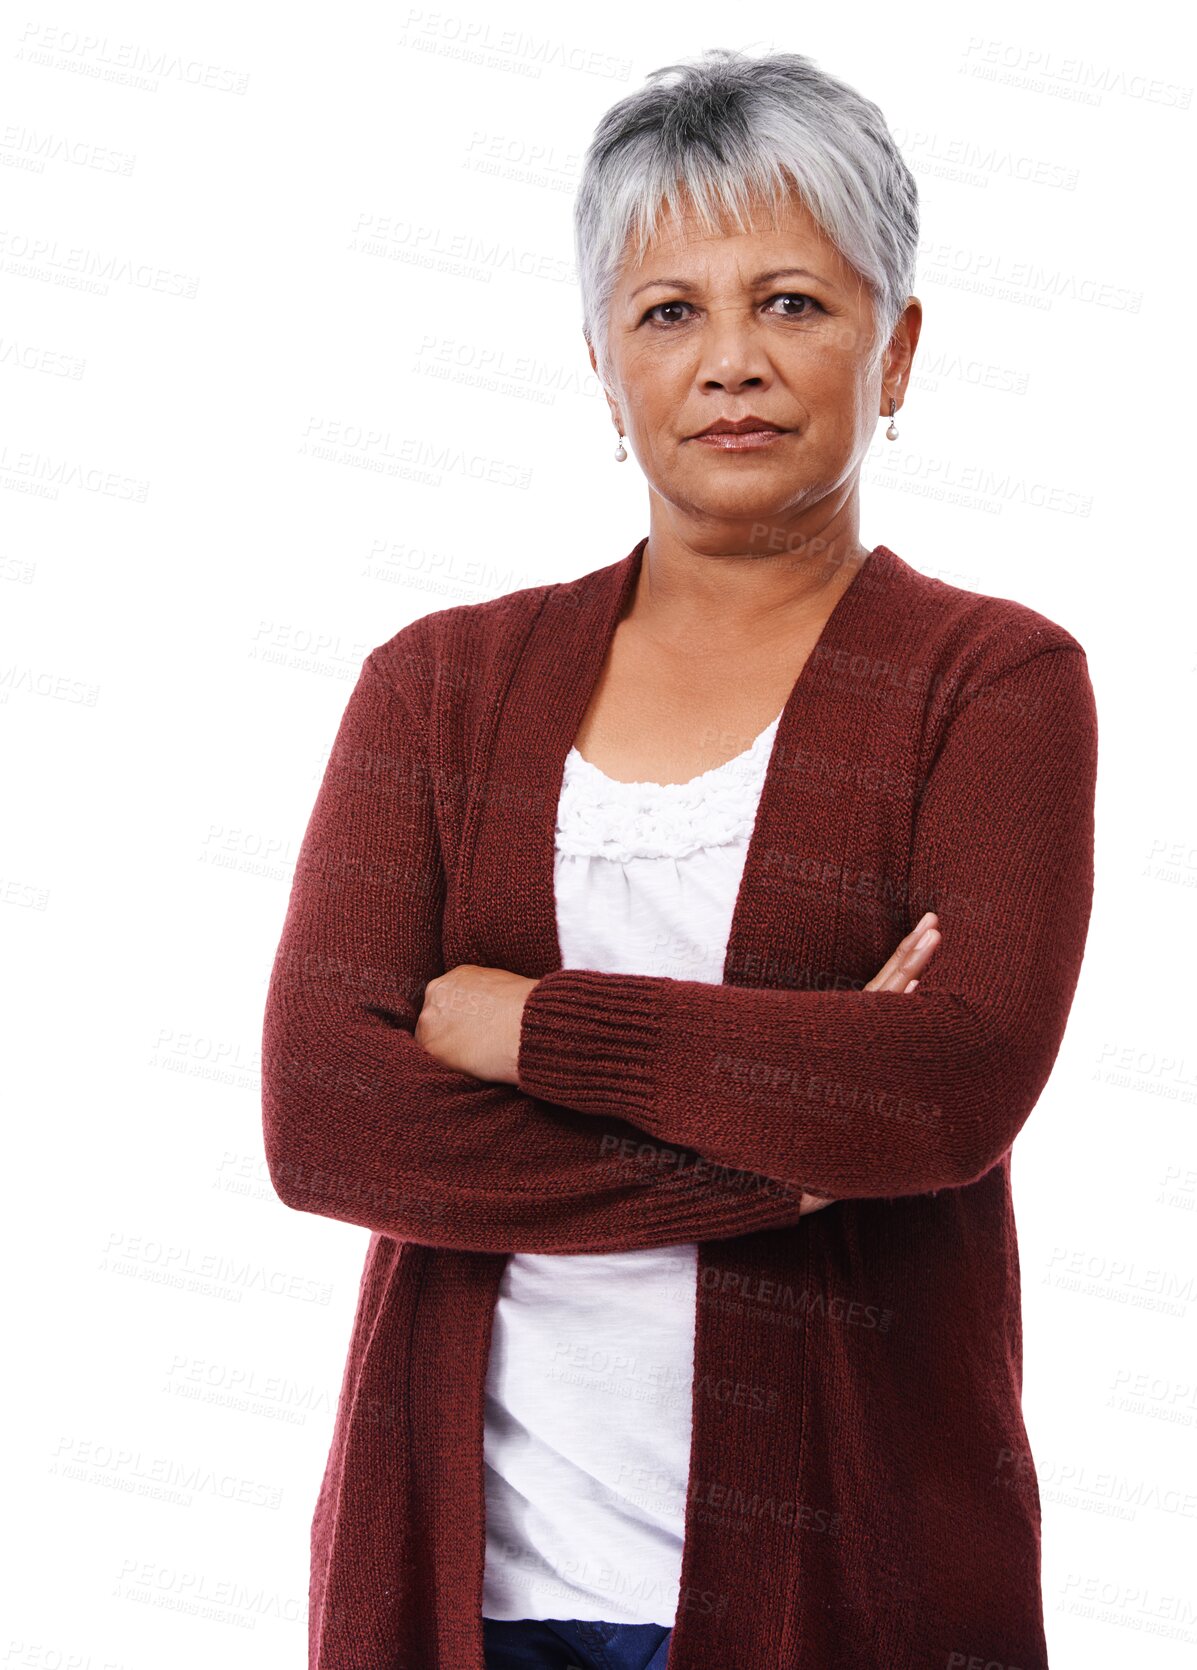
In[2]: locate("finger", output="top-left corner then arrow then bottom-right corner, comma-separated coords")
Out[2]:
863,915 -> 940,993
869,932 -> 938,993
870,929 -> 938,993
863,911 -> 937,990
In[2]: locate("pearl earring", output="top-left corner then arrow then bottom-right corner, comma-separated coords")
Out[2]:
614,433 -> 627,462
885,398 -> 899,441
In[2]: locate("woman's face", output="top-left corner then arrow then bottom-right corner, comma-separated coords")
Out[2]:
593,190 -> 916,533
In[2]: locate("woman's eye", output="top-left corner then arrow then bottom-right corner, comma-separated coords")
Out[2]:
644,300 -> 692,325
766,292 -> 821,317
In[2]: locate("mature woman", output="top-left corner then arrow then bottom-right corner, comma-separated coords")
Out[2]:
262,48 -> 1097,1670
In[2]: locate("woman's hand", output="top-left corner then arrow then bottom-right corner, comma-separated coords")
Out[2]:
798,910 -> 942,1215
414,964 -> 539,1084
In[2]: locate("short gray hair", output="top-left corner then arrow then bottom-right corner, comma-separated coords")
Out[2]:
574,48 -> 918,391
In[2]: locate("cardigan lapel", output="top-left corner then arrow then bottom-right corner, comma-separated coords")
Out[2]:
721,539 -> 901,990
456,536 -> 643,978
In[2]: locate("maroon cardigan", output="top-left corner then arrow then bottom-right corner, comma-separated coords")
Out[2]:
261,537 -> 1097,1669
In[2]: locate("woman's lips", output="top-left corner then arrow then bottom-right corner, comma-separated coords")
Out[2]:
688,428 -> 793,450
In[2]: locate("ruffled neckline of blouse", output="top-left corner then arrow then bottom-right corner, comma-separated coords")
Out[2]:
557,713 -> 782,861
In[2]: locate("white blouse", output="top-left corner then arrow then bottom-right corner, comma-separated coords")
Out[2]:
481,711 -> 783,1625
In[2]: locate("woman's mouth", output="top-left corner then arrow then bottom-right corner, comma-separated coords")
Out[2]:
688,428 -> 793,450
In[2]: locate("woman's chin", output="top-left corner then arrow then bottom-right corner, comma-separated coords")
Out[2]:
666,481 -> 818,524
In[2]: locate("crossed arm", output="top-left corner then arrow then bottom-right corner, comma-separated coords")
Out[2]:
261,640 -> 1096,1249
413,910 -> 945,1216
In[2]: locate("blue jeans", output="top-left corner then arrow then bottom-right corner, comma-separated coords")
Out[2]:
482,1615 -> 672,1670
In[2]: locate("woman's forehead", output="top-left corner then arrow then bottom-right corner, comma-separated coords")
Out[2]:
618,198 -> 846,285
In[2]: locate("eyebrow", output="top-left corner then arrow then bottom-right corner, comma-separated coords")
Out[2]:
629,267 -> 830,299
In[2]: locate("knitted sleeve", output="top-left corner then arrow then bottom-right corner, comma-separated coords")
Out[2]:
261,650 -> 814,1253
516,645 -> 1098,1200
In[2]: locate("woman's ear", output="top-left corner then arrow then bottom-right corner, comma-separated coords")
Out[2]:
882,296 -> 923,406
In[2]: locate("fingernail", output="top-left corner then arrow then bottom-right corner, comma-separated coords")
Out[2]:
914,927 -> 935,951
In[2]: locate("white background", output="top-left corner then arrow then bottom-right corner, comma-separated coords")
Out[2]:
3,2 -> 1194,1665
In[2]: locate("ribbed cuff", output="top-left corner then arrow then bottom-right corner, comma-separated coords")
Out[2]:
516,968 -> 665,1122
